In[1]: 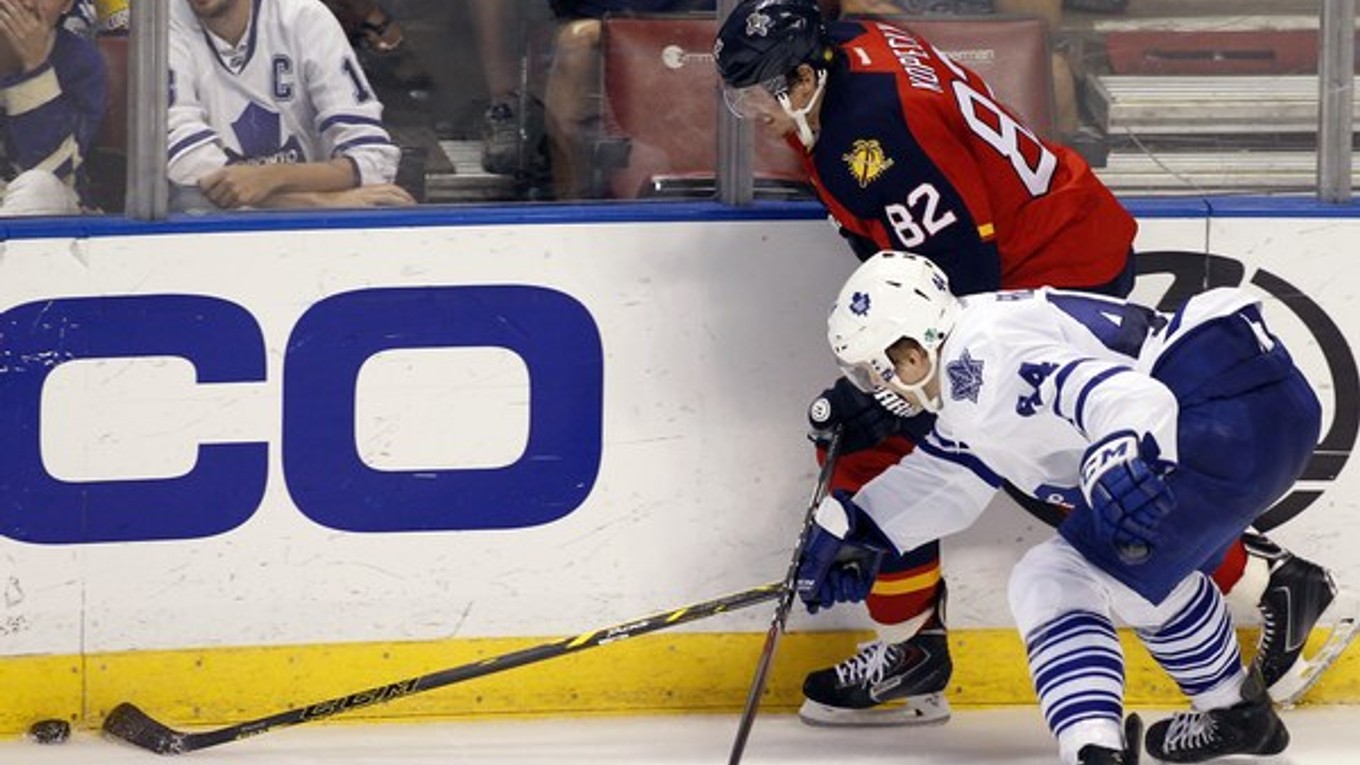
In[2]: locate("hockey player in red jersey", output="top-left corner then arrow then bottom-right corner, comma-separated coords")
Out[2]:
720,0 -> 1133,296
715,0 -> 1352,727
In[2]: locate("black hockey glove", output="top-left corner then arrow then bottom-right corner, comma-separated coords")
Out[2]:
808,377 -> 911,453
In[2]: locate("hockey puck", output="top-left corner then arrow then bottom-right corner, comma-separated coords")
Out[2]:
27,719 -> 71,744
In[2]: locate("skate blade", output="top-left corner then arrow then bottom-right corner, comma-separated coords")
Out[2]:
1270,593 -> 1360,707
797,693 -> 951,727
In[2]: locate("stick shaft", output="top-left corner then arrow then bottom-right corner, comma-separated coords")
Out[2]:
727,429 -> 844,765
103,582 -> 782,754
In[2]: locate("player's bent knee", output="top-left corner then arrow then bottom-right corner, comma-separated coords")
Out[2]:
1008,538 -> 1107,636
1111,570 -> 1209,630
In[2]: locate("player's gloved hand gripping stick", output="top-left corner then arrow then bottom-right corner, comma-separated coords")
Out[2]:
794,489 -> 885,612
808,377 -> 908,452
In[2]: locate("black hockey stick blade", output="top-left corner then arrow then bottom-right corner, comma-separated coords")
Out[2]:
103,702 -> 192,755
102,582 -> 782,755
727,427 -> 844,765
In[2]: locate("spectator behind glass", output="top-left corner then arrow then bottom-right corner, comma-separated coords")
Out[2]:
472,0 -> 524,176
0,0 -> 107,215
544,0 -> 714,200
168,0 -> 414,210
323,0 -> 403,54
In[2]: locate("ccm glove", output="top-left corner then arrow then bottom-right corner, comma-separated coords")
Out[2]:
1079,430 -> 1176,565
795,490 -> 885,613
808,377 -> 908,453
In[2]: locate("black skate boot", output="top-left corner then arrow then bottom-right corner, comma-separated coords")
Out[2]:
798,628 -> 952,726
1244,532 -> 1356,704
1145,667 -> 1289,763
1077,714 -> 1142,765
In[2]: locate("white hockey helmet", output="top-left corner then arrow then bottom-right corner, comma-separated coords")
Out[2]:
827,251 -> 960,413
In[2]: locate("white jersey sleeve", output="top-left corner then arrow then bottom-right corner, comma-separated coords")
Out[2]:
1022,292 -> 1181,461
168,17 -> 231,185
1032,340 -> 1180,463
951,291 -> 1184,483
853,427 -> 1000,554
291,0 -> 399,185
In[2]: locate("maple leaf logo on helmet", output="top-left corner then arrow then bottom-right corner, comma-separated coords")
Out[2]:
850,291 -> 871,316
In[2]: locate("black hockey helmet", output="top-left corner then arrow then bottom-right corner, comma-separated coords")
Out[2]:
714,0 -> 833,94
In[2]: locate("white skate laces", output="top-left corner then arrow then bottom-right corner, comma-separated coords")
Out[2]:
834,640 -> 898,686
1158,711 -> 1218,754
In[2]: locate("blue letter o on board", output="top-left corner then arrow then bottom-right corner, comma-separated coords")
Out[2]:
282,285 -> 604,532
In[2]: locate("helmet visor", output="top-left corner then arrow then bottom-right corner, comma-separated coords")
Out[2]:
834,363 -> 924,419
722,80 -> 786,121
837,359 -> 886,396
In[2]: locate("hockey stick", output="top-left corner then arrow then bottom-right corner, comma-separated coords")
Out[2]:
102,582 -> 782,755
727,427 -> 844,765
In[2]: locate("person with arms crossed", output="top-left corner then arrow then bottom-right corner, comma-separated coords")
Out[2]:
798,250 -> 1327,764
715,0 -> 1349,727
0,0 -> 106,215
169,0 -> 413,210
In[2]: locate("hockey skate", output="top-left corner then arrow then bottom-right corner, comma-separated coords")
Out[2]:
1077,714 -> 1142,765
798,629 -> 952,726
1145,668 -> 1289,763
1245,533 -> 1359,705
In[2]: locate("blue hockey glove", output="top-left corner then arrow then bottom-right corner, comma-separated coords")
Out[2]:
1079,430 -> 1176,565
808,377 -> 910,453
795,490 -> 885,613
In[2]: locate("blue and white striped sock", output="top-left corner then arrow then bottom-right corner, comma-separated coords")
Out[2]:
1137,573 -> 1245,710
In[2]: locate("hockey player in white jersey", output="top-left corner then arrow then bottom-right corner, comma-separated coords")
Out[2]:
168,0 -> 413,209
797,251 -> 1327,764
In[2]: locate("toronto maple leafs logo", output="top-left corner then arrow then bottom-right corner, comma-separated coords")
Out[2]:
946,349 -> 984,404
227,102 -> 304,165
849,291 -> 871,316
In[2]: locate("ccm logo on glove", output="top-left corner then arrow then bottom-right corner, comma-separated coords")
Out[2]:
1079,431 -> 1177,565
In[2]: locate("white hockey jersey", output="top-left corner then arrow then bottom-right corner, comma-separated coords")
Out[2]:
167,0 -> 399,187
853,286 -> 1263,555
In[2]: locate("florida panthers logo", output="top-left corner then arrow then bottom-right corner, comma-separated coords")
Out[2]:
843,139 -> 895,189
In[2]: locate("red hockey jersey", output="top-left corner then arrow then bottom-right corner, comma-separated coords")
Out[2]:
799,19 -> 1136,296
